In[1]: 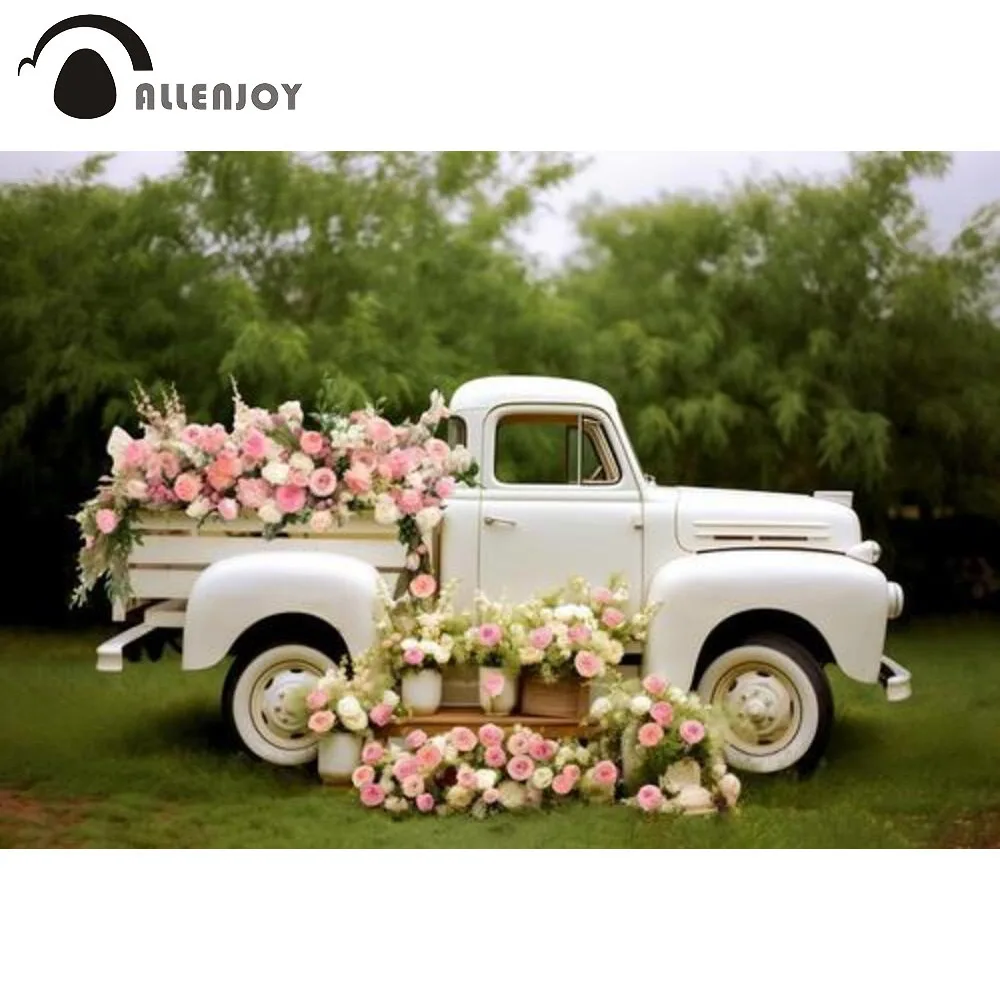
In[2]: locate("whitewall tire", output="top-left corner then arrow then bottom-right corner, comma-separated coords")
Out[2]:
696,634 -> 833,775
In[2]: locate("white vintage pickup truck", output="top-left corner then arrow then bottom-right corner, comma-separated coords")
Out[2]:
96,375 -> 910,775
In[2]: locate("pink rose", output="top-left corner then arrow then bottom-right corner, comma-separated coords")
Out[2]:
289,469 -> 310,489
638,722 -> 665,748
458,768 -> 478,790
552,774 -> 574,796
123,440 -> 149,467
567,624 -> 592,644
309,467 -> 337,497
478,723 -> 504,747
181,425 -> 204,447
403,647 -> 424,666
242,429 -> 268,461
409,574 -> 437,599
528,736 -> 556,762
507,755 -> 535,782
354,448 -> 378,470
679,720 -> 706,745
601,607 -> 626,629
591,587 -> 614,604
482,788 -> 500,805
236,477 -> 270,509
351,765 -> 375,789
201,425 -> 228,455
359,783 -> 386,808
529,627 -> 553,650
434,476 -> 456,500
369,703 -> 393,727
95,509 -> 119,534
478,623 -> 503,648
451,727 -> 478,753
506,732 -> 530,756
217,498 -> 239,521
416,744 -> 443,771
367,417 -> 395,445
361,742 -> 385,765
159,452 -> 181,480
173,473 -> 202,503
574,650 -> 603,679
307,710 -> 335,733
305,689 -> 329,711
650,701 -> 674,727
592,760 -> 618,786
416,792 -> 435,813
392,756 -> 419,781
643,675 -> 668,696
299,431 -> 325,456
562,764 -> 581,783
387,449 -> 413,479
207,454 -> 242,491
425,439 -> 450,465
344,465 -> 371,495
398,490 -> 423,515
275,484 -> 306,514
405,729 -> 428,750
484,745 -> 507,768
402,774 -> 425,798
636,784 -> 665,813
481,672 -> 505,698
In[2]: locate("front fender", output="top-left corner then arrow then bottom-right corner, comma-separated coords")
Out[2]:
644,549 -> 891,689
181,551 -> 382,671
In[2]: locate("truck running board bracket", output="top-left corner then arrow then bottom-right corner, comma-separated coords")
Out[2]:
96,621 -> 160,673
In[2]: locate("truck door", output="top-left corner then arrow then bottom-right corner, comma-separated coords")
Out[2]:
478,405 -> 645,611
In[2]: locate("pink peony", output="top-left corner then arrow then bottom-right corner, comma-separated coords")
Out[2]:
392,756 -> 420,781
650,701 -> 674,727
351,765 -> 375,788
484,745 -> 507,768
552,774 -> 574,796
643,675 -> 668,696
305,689 -> 329,711
359,783 -> 386,808
506,732 -> 530,756
299,431 -> 325,456
451,727 -> 478,753
217,498 -> 239,521
478,723 -> 504,747
529,627 -> 553,650
123,440 -> 149,467
409,574 -> 437,599
173,473 -> 202,503
207,454 -> 242,491
592,760 -> 619,786
387,449 -> 413,479
181,425 -> 204,447
241,429 -> 269,461
574,650 -> 604,679
159,451 -> 181,480
636,784 -> 665,813
95,509 -> 119,534
275,484 -> 306,514
369,703 -> 393,727
361,742 -> 385,765
477,623 -> 503,648
416,792 -> 435,813
405,729 -> 428,750
567,624 -> 592,644
236,477 -> 270,509
591,586 -> 614,604
354,448 -> 378,470
482,672 -> 505,698
482,788 -> 500,805
416,743 -> 443,771
309,467 -> 337,497
398,490 -> 423,515
403,647 -> 425,666
507,755 -> 535,782
401,774 -> 425,798
344,465 -> 371,495
201,425 -> 228,455
307,710 -> 335,733
679,720 -> 706,745
367,417 -> 395,445
638,722 -> 665,748
434,476 -> 456,500
601,607 -> 626,629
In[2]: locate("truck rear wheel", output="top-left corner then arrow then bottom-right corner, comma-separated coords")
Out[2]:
696,633 -> 833,776
222,640 -> 345,766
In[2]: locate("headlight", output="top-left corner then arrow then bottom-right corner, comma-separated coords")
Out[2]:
847,540 -> 882,564
887,582 -> 905,619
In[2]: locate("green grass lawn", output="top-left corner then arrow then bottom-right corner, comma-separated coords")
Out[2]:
1,616 -> 998,848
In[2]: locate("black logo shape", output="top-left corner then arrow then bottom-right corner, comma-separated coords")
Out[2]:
17,15 -> 153,120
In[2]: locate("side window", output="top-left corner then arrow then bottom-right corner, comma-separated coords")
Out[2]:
446,416 -> 467,448
494,412 -> 621,486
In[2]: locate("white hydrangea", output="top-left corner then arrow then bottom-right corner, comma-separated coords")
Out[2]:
278,401 -> 303,425
530,767 -> 554,790
589,696 -> 612,718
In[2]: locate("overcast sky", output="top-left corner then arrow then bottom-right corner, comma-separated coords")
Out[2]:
2,151 -> 998,264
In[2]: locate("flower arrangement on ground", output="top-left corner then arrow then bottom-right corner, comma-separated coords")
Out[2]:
71,381 -> 479,607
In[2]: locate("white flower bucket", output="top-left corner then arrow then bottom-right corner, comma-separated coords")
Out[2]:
478,667 -> 517,716
401,669 -> 443,714
317,732 -> 362,784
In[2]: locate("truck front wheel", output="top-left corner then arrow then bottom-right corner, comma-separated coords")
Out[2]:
222,641 -> 344,766
696,634 -> 833,776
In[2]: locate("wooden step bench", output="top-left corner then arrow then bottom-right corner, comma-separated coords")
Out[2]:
387,709 -> 598,739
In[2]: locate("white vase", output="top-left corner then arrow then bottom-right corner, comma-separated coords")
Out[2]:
317,732 -> 362,784
401,669 -> 443,714
478,667 -> 518,715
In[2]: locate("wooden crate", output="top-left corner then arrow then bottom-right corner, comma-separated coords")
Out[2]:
519,675 -> 592,721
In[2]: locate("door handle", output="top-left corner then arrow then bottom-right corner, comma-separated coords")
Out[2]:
484,516 -> 518,527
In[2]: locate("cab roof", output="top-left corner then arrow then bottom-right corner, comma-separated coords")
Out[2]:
449,376 -> 618,414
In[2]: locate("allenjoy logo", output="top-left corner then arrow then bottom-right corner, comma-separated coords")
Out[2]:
16,14 -> 302,120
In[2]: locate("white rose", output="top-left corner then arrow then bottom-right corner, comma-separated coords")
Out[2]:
309,510 -> 334,533
381,690 -> 400,709
590,696 -> 611,719
719,773 -> 741,807
374,494 -> 401,525
530,767 -> 554,790
289,451 -> 314,474
444,745 -> 459,764
475,769 -> 498,791
337,695 -> 362,719
126,479 -> 148,501
446,785 -> 474,809
607,640 -> 624,664
185,497 -> 211,520
262,461 -> 290,485
401,638 -> 418,652
278,401 -> 303,425
342,711 -> 368,733
415,506 -> 443,537
630,695 -> 652,717
405,551 -> 421,571
258,500 -> 282,524
519,647 -> 543,666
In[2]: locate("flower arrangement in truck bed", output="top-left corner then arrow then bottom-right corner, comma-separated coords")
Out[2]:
71,382 -> 479,607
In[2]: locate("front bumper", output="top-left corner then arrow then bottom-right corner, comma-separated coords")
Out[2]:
879,655 -> 912,702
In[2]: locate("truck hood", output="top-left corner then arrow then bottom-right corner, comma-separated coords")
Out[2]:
668,486 -> 862,554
